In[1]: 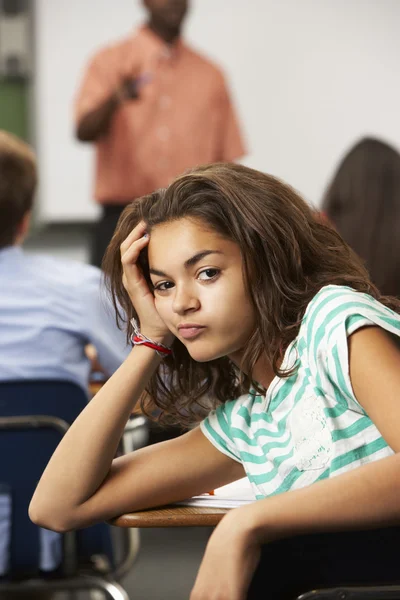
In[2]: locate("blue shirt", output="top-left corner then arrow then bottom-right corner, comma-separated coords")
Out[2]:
0,246 -> 131,573
0,246 -> 130,394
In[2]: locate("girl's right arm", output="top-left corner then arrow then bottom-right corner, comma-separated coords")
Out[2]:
29,346 -> 243,532
29,223 -> 245,532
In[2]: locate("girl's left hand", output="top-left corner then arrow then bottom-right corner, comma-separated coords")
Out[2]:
190,510 -> 262,600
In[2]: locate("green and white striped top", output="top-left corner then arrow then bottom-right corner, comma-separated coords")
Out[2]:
200,285 -> 400,500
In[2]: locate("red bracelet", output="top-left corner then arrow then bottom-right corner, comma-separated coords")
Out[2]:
130,318 -> 173,357
131,335 -> 172,356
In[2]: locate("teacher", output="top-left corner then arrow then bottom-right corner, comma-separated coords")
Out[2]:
74,0 -> 246,267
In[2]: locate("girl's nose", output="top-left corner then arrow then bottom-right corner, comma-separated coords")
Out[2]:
172,285 -> 200,314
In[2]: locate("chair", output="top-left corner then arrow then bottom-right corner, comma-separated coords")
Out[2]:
245,526 -> 400,600
297,585 -> 400,599
293,527 -> 400,600
0,380 -> 148,599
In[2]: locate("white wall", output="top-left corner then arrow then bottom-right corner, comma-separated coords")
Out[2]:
34,0 -> 400,222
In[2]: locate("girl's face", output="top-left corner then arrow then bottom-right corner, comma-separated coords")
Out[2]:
147,217 -> 256,363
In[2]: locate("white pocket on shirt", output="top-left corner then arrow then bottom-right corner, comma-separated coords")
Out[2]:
289,395 -> 333,471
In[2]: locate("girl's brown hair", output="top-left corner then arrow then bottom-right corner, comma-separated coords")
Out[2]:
103,162 -> 400,426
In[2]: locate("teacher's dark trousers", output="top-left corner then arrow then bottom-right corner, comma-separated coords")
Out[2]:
91,204 -> 127,269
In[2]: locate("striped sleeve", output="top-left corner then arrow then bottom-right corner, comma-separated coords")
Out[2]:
304,286 -> 400,414
200,399 -> 243,463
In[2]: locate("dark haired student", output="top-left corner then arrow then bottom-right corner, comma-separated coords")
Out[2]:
32,163 -> 400,599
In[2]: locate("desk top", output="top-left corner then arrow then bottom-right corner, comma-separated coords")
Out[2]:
110,505 -> 230,528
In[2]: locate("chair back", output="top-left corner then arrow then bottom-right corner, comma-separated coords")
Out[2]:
0,380 -> 114,577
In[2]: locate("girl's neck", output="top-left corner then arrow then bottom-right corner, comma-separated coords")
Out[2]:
229,350 -> 276,392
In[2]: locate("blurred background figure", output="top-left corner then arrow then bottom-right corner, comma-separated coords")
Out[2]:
322,137 -> 400,298
74,0 -> 246,268
0,130 -> 130,397
0,129 -> 134,585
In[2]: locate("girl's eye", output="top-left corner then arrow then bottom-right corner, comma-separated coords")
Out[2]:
197,268 -> 220,281
154,281 -> 174,292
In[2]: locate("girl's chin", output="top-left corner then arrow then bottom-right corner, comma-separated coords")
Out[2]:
186,344 -> 230,363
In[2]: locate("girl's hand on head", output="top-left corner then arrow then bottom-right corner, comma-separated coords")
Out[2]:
120,222 -> 173,344
190,508 -> 262,600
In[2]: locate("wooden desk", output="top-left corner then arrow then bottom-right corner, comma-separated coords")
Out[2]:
110,505 -> 230,528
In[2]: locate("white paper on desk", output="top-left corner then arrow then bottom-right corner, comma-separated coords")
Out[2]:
175,477 -> 256,508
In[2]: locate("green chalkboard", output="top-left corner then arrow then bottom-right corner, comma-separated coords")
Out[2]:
0,78 -> 29,140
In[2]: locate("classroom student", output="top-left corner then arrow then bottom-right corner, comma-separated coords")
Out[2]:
30,163 -> 400,599
322,136 -> 400,298
74,0 -> 246,269
0,129 -> 132,576
0,129 -> 131,396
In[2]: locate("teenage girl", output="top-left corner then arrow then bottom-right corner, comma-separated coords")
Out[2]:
30,163 -> 400,600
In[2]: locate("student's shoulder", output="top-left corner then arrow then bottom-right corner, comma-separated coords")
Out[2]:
299,284 -> 400,353
303,285 -> 391,328
28,253 -> 102,290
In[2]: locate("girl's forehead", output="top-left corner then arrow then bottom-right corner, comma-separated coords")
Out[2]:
147,218 -> 240,266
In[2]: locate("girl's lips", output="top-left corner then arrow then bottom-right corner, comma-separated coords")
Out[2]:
178,326 -> 206,340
